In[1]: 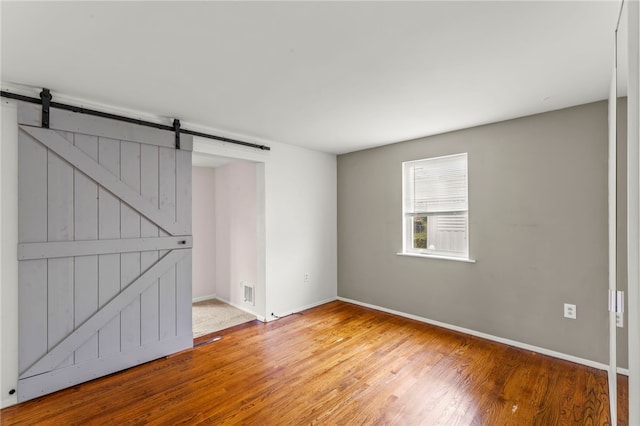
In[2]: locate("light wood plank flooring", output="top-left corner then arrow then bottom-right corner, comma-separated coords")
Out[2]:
0,301 -> 627,425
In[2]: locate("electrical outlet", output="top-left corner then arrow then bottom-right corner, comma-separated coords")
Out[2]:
304,273 -> 310,283
617,312 -> 624,328
563,303 -> 576,319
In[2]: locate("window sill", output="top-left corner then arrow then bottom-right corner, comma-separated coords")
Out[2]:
396,252 -> 476,263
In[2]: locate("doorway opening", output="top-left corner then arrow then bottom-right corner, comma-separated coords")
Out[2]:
191,153 -> 262,338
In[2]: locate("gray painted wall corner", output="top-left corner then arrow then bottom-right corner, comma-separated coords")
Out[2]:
337,101 -> 615,366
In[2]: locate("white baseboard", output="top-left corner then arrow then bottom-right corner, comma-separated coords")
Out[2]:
1,395 -> 17,409
267,297 -> 338,322
337,297 -> 628,375
192,294 -> 216,303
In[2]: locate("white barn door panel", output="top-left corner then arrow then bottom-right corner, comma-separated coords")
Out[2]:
16,103 -> 193,402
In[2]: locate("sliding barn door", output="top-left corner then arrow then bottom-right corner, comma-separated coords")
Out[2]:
16,102 -> 193,402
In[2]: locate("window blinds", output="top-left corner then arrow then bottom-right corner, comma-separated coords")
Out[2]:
404,153 -> 468,214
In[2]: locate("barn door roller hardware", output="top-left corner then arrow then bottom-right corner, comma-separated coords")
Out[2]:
1,88 -> 270,151
173,119 -> 181,150
40,88 -> 52,128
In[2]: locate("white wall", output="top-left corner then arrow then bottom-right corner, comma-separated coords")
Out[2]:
193,137 -> 338,320
214,161 -> 257,309
1,99 -> 19,408
192,167 -> 217,301
263,143 -> 337,317
627,0 -> 639,422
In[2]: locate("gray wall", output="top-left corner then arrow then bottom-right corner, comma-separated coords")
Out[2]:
338,101 -> 616,365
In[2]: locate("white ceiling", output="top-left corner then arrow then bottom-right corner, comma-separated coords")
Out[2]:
1,1 -> 620,155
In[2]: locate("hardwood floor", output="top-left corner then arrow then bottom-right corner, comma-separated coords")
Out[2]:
1,301 -> 627,425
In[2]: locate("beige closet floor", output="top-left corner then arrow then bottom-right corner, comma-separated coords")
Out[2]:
192,299 -> 257,338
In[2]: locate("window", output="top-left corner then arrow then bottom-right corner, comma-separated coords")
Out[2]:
402,153 -> 469,259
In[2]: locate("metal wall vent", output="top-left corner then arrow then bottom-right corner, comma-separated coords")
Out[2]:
243,283 -> 254,306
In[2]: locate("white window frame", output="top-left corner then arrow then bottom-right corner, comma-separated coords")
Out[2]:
400,153 -> 473,262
